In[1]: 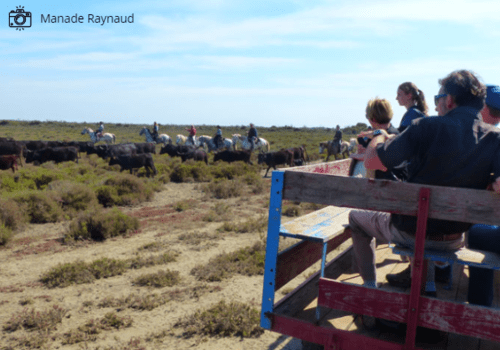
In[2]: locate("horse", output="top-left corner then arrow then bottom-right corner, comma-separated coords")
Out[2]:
139,127 -> 172,145
81,128 -> 115,144
319,140 -> 350,161
175,134 -> 201,147
176,134 -> 187,145
198,135 -> 233,153
231,134 -> 270,152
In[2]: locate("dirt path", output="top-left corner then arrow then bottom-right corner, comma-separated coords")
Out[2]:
0,181 -> 308,350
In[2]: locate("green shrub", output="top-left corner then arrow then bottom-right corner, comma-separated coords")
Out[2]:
170,162 -> 210,183
202,179 -> 243,199
40,260 -> 95,288
94,174 -> 154,207
65,208 -> 139,242
40,258 -> 128,288
48,180 -> 99,217
3,305 -> 67,332
218,215 -> 267,233
175,300 -> 263,338
0,198 -> 27,230
191,242 -> 265,282
11,191 -> 63,223
0,224 -> 14,246
132,269 -> 181,288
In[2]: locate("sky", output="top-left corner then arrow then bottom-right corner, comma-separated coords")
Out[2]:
2,0 -> 500,128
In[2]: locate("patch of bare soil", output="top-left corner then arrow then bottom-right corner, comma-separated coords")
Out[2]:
0,182 -> 304,350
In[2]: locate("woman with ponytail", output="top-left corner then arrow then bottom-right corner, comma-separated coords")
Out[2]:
396,82 -> 429,132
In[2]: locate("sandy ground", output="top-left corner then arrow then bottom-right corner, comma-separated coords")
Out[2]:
0,181 -> 307,350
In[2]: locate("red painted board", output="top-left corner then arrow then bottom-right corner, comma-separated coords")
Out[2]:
318,278 -> 500,343
270,313 -> 410,350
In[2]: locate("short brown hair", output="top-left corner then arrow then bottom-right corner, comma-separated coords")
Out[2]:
366,98 -> 393,124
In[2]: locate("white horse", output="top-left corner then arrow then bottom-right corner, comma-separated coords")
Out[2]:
139,127 -> 172,145
198,135 -> 233,153
231,134 -> 270,152
81,127 -> 115,144
176,134 -> 200,147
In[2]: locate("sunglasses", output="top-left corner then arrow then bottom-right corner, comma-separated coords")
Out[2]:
434,94 -> 447,106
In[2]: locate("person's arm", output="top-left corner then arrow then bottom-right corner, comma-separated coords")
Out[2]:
364,134 -> 388,171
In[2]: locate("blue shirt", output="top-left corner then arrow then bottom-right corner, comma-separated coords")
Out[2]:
398,106 -> 425,132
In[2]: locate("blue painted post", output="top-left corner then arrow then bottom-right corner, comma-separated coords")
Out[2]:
260,171 -> 284,329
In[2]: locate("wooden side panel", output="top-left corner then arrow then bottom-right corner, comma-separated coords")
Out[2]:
282,172 -> 500,226
285,158 -> 352,176
271,314 -> 407,350
274,228 -> 351,290
318,278 -> 500,343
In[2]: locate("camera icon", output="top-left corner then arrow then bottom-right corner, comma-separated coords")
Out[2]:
9,6 -> 31,29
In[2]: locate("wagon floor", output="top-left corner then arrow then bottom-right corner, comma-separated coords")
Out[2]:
279,244 -> 500,350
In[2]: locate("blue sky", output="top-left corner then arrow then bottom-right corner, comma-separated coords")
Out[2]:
2,0 -> 500,128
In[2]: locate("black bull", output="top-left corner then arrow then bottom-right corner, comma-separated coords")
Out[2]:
258,150 -> 294,177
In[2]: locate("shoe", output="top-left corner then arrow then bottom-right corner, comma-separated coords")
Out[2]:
386,265 -> 412,288
435,264 -> 451,284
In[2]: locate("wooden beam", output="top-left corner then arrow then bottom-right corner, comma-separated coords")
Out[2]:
271,313 -> 411,350
275,228 -> 351,290
282,172 -> 500,226
318,278 -> 500,343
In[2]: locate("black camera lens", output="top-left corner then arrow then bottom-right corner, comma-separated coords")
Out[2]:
14,14 -> 26,25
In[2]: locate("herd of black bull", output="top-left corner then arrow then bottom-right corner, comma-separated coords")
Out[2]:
0,138 -> 308,178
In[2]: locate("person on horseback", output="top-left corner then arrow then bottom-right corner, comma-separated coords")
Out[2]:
186,125 -> 197,145
248,123 -> 258,151
214,125 -> 223,149
333,125 -> 342,150
96,122 -> 104,140
152,122 -> 159,142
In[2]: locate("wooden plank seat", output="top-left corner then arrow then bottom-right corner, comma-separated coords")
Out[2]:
392,244 -> 500,289
280,206 -> 351,319
261,165 -> 500,348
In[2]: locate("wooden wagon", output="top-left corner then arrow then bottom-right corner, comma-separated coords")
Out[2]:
260,158 -> 500,350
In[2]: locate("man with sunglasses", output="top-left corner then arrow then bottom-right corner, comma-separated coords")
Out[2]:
348,70 -> 500,294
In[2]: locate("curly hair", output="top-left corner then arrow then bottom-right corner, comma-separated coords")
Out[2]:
439,70 -> 486,110
366,98 -> 393,125
398,82 -> 429,115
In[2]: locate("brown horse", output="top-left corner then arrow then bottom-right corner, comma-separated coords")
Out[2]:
319,140 -> 350,161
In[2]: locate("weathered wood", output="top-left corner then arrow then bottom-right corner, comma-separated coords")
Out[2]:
282,172 -> 500,226
271,314 -> 410,350
280,206 -> 350,242
393,246 -> 500,270
274,247 -> 352,318
275,228 -> 351,290
285,158 -> 352,176
318,278 -> 500,343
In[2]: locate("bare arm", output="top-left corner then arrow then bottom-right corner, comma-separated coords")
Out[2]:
364,134 -> 388,172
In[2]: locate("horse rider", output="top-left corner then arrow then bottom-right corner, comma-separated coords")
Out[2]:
186,124 -> 197,145
152,121 -> 159,142
333,125 -> 342,150
214,125 -> 223,149
96,121 -> 104,139
248,123 -> 258,151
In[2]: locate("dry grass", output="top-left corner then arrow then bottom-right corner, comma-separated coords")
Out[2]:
174,300 -> 264,338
